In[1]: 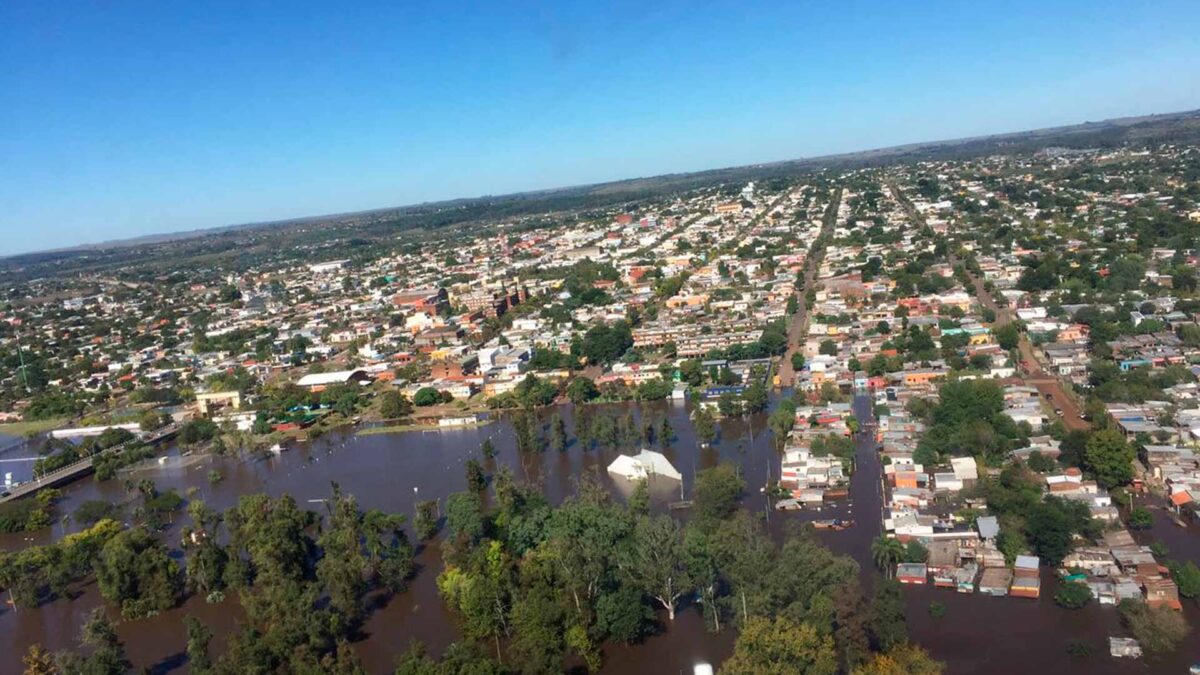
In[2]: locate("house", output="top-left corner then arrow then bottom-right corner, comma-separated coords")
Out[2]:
979,567 -> 1013,596
896,563 -> 928,585
954,563 -> 979,593
607,450 -> 682,482
1010,575 -> 1040,599
926,541 -> 960,575
393,287 -> 448,314
1143,577 -> 1182,611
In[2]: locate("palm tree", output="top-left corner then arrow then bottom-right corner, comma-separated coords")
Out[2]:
871,535 -> 905,578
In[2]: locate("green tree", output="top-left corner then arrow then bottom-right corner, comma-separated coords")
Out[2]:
185,616 -> 213,674
693,465 -> 745,526
679,359 -> 705,387
869,580 -> 907,651
870,536 -> 904,578
445,492 -> 485,543
1083,428 -> 1134,489
659,417 -> 674,449
316,488 -> 371,628
95,526 -> 183,619
379,391 -> 413,419
566,376 -> 600,404
722,615 -> 837,675
902,540 -> 928,564
413,387 -> 440,407
1119,600 -> 1189,653
994,323 -> 1020,351
694,406 -> 717,445
1026,500 -> 1075,566
1054,581 -> 1092,609
78,608 -> 132,675
1128,506 -> 1153,530
1167,560 -> 1200,598
718,392 -> 744,417
22,645 -> 57,675
550,416 -> 568,453
791,352 -> 805,371
466,459 -> 487,492
742,380 -> 768,414
414,500 -> 440,541
767,399 -> 796,450
853,643 -> 944,675
627,515 -> 692,621
139,409 -> 167,431
73,500 -> 119,526
579,321 -> 633,365
480,437 -> 496,460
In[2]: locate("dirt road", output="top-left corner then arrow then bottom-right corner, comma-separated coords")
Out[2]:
778,188 -> 842,388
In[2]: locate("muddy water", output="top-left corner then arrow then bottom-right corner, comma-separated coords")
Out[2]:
898,457 -> 1200,674
0,397 -> 1197,674
0,399 -> 777,673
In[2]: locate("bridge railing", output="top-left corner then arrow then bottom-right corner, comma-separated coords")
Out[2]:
15,424 -> 180,494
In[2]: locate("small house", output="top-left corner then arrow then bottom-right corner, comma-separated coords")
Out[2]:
896,563 -> 928,585
979,567 -> 1013,596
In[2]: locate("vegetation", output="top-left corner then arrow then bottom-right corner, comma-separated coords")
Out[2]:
95,525 -> 183,619
1118,600 -> 1189,653
910,380 -> 1028,466
853,643 -> 944,674
722,615 -> 836,675
1053,581 -> 1093,609
967,462 -> 1101,566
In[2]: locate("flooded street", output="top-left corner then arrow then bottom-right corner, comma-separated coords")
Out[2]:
0,396 -> 1197,673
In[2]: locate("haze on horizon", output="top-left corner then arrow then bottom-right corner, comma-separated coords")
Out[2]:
3,0 -> 1199,256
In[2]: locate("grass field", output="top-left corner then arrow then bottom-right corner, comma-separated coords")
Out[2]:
358,419 -> 493,436
0,418 -> 68,438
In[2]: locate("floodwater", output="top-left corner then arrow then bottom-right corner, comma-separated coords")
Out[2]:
0,397 -> 1197,674
0,432 -> 39,486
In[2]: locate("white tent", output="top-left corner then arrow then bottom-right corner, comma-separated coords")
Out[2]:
606,450 -> 682,482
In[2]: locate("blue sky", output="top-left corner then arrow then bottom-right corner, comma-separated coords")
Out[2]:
2,1 -> 1199,255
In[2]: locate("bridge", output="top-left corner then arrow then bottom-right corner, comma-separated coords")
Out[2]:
0,425 -> 180,504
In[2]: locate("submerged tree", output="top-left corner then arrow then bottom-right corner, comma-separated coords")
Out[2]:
95,526 -> 182,619
626,514 -> 692,621
723,615 -> 837,675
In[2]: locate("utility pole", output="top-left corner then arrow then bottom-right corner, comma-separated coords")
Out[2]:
15,329 -> 30,392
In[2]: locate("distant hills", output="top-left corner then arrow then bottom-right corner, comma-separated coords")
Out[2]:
7,107 -> 1200,268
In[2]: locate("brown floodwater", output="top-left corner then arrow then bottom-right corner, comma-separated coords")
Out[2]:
0,397 -> 1197,674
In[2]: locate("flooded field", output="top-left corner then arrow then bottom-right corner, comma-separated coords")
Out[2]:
0,397 -> 1197,673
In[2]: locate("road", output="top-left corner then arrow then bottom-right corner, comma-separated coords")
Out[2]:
890,184 -> 1090,431
0,424 -> 181,503
777,188 -> 842,388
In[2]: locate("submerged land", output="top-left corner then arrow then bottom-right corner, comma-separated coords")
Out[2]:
2,110 -> 1200,673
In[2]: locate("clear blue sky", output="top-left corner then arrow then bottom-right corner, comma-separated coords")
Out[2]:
2,1 -> 1199,255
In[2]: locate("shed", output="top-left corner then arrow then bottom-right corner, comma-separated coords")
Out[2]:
896,563 -> 928,585
1109,637 -> 1142,658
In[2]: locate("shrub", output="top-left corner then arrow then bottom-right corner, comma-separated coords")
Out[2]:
1054,581 -> 1092,609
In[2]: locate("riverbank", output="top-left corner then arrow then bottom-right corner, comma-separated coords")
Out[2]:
0,397 -> 1196,674
0,417 -> 66,437
358,419 -> 494,435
